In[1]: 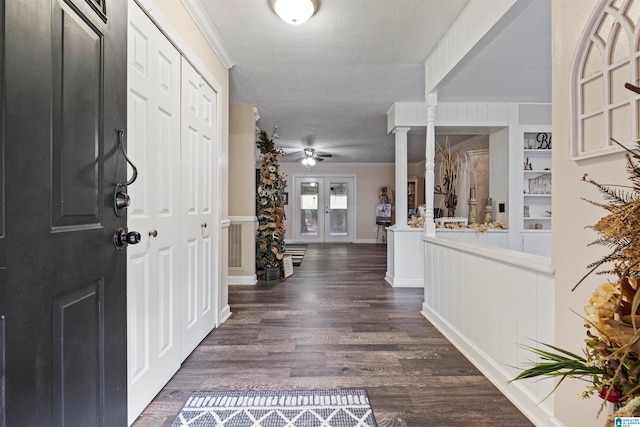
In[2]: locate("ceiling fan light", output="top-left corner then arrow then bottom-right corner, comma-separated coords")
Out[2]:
303,147 -> 314,157
301,157 -> 316,166
273,0 -> 316,25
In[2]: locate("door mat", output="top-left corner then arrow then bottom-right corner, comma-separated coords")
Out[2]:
283,245 -> 307,266
171,389 -> 377,427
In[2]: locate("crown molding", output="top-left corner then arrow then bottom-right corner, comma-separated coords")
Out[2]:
180,0 -> 235,70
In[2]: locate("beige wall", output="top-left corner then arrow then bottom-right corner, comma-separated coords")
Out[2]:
228,105 -> 257,282
408,162 -> 426,208
408,161 -> 425,180
279,162 -> 396,242
229,105 -> 256,216
553,1 -> 628,425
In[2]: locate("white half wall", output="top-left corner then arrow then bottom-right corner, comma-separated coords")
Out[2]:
422,236 -> 555,427
386,227 -> 425,287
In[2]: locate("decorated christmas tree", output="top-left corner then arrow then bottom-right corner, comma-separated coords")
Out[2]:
255,129 -> 286,275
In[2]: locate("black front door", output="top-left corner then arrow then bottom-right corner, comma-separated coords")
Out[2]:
0,0 -> 128,425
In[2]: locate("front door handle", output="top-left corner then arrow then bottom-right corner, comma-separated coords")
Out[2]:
113,228 -> 141,249
113,129 -> 138,217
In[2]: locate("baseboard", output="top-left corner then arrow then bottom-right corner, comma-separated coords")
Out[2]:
547,417 -> 566,427
355,239 -> 378,244
384,273 -> 423,288
228,275 -> 257,285
421,303 -> 554,427
384,273 -> 394,287
219,305 -> 232,325
392,278 -> 423,288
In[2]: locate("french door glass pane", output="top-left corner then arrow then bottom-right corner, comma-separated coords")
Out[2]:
329,182 -> 347,236
300,182 -> 319,236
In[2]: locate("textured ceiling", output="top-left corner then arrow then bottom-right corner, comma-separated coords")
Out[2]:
198,0 -> 551,163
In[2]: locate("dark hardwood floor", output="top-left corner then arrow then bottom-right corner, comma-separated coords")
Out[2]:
132,243 -> 533,427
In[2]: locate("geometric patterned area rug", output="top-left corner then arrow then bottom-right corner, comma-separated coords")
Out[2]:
171,389 -> 377,427
283,245 -> 307,266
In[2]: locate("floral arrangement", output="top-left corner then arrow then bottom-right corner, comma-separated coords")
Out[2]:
255,129 -> 286,272
511,139 -> 640,426
434,139 -> 459,217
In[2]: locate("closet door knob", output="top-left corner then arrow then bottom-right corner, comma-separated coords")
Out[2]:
149,230 -> 158,238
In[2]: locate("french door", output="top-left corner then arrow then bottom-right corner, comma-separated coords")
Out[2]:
293,176 -> 355,243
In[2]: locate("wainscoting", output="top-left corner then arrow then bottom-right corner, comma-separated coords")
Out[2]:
422,236 -> 555,426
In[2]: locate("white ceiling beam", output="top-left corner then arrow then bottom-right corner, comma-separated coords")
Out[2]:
423,0 -> 521,94
387,102 -> 426,133
387,102 -> 512,131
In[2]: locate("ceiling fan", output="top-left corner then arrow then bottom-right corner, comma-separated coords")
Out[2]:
282,147 -> 333,166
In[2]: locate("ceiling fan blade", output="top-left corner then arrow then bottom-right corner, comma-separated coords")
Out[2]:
316,153 -> 332,157
312,156 -> 325,161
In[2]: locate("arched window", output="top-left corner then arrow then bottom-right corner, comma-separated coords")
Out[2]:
571,0 -> 640,159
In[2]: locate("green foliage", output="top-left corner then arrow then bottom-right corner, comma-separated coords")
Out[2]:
509,341 -> 606,401
255,130 -> 286,271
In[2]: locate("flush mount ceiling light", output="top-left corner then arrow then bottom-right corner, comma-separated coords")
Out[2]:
272,0 -> 317,25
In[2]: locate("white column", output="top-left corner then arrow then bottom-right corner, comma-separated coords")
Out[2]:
424,93 -> 437,237
393,127 -> 410,229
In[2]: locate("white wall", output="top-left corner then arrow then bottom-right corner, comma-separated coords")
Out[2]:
553,1 -> 628,426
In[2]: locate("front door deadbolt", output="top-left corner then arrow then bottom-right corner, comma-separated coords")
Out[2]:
114,191 -> 131,210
